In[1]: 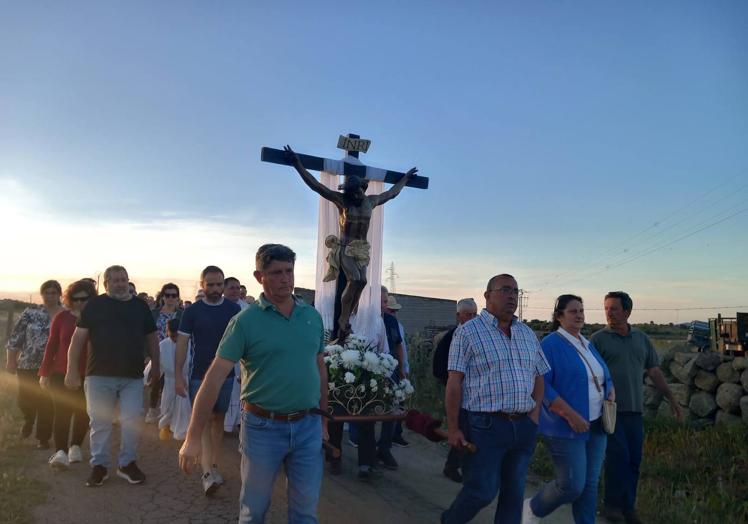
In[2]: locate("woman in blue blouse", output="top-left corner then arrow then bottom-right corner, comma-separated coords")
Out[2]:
523,295 -> 615,524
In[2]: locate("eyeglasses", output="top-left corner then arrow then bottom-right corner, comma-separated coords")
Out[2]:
71,296 -> 89,303
164,293 -> 179,298
488,286 -> 520,296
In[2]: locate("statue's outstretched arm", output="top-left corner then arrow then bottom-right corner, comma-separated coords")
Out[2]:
284,145 -> 343,205
370,167 -> 418,207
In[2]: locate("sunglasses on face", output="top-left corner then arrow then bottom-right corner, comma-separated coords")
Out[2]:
71,296 -> 89,303
164,293 -> 179,298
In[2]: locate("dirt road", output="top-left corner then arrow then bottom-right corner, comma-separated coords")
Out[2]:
31,424 -> 598,523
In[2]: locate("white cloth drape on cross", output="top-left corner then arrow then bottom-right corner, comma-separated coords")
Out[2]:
313,171 -> 384,344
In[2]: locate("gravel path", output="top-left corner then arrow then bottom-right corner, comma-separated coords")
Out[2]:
30,422 -> 605,523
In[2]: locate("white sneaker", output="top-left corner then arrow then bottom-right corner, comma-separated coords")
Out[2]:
145,408 -> 160,424
522,498 -> 541,524
211,465 -> 224,486
68,445 -> 83,463
202,471 -> 220,496
49,450 -> 69,469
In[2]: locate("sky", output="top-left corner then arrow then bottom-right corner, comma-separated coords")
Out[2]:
1,1 -> 747,323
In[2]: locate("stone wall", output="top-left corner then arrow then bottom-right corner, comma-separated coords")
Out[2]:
643,345 -> 748,427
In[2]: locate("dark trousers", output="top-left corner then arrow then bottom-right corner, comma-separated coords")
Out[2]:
327,422 -> 376,467
604,412 -> 644,513
49,374 -> 89,452
445,446 -> 463,470
17,368 -> 54,443
377,421 -> 395,452
377,371 -> 400,452
149,374 -> 165,409
442,410 -> 538,524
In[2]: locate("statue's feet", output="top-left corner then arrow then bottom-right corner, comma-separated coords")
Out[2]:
331,324 -> 352,346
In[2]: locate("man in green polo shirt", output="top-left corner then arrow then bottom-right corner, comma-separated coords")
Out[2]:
179,244 -> 328,524
591,291 -> 682,524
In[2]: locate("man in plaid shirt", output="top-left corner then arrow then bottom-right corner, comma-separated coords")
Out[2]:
442,274 -> 550,524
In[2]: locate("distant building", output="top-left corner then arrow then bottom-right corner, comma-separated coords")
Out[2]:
294,287 -> 455,337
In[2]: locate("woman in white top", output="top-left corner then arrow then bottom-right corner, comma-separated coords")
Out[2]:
524,295 -> 615,524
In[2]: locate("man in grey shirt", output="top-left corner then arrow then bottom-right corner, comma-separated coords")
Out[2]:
591,291 -> 682,524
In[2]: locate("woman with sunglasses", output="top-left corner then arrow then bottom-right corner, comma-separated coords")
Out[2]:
39,279 -> 97,468
523,294 -> 615,524
145,283 -> 184,424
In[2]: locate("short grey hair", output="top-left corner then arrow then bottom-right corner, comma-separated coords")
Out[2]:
104,265 -> 128,284
456,298 -> 477,313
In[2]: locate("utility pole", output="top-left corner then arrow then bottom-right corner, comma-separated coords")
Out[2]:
385,262 -> 398,293
518,289 -> 528,321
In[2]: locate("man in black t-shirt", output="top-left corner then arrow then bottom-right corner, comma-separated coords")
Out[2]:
66,265 -> 159,488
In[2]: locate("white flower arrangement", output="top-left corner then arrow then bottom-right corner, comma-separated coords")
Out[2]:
324,335 -> 414,416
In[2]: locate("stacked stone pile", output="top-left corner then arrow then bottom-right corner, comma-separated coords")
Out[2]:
643,345 -> 748,428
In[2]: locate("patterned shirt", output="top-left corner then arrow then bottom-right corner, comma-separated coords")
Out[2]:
6,305 -> 53,370
448,309 -> 550,413
155,309 -> 179,342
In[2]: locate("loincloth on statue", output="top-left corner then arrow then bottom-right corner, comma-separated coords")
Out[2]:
322,236 -> 370,282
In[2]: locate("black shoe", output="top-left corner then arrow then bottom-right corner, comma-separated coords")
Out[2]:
329,459 -> 342,475
377,450 -> 399,470
117,461 -> 145,484
443,466 -> 463,483
21,420 -> 33,439
36,440 -> 49,450
357,466 -> 383,481
86,465 -> 108,487
601,506 -> 626,523
623,510 -> 644,524
392,436 -> 410,448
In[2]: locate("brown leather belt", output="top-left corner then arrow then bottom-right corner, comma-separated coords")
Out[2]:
242,402 -> 310,422
492,412 -> 528,421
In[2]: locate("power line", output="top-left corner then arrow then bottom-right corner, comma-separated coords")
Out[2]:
582,191 -> 748,273
534,173 -> 748,291
525,305 -> 748,311
540,203 -> 748,290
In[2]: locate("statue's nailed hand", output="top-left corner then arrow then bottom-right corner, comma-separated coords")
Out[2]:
405,167 -> 418,178
284,145 -> 300,165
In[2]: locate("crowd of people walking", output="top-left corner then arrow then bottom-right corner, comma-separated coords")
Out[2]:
4,245 -> 678,524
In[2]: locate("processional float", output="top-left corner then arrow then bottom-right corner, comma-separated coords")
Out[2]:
262,134 -> 473,453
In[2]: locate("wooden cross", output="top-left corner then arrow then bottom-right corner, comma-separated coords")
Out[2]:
260,133 -> 426,340
260,133 -> 429,189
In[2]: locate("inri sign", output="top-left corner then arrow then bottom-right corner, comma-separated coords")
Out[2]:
337,135 -> 371,154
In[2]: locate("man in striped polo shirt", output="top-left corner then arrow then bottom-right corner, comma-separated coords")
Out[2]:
442,274 -> 550,524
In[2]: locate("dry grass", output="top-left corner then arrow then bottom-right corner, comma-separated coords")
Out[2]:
636,418 -> 748,524
0,368 -> 48,524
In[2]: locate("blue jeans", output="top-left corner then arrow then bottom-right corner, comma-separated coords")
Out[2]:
238,411 -> 323,524
84,376 -> 144,468
442,410 -> 538,524
530,419 -> 607,524
604,412 -> 644,513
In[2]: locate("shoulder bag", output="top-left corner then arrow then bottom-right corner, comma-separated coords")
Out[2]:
566,336 -> 617,434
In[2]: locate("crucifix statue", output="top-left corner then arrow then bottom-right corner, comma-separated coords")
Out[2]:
261,134 -> 428,342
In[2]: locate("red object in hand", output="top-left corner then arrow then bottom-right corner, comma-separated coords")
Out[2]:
405,409 -> 444,442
